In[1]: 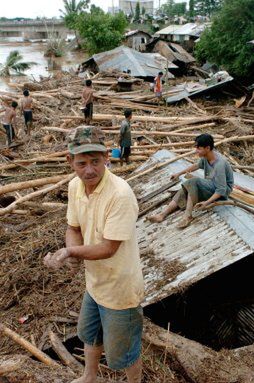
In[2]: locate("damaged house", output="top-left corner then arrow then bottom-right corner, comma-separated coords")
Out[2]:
80,45 -> 177,81
124,30 -> 152,52
155,22 -> 209,51
146,37 -> 195,75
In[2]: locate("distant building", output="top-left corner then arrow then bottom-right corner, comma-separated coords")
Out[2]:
155,22 -> 210,51
124,30 -> 152,51
108,6 -> 120,14
119,0 -> 154,16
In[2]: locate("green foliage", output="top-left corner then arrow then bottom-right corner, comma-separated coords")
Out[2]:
0,50 -> 37,76
161,0 -> 187,18
194,0 -> 222,16
76,6 -> 128,54
135,2 -> 141,21
195,0 -> 254,77
60,0 -> 90,30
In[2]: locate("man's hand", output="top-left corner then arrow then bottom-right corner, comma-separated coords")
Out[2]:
44,248 -> 69,270
195,201 -> 209,210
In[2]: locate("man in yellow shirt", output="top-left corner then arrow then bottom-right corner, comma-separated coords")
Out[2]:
44,126 -> 144,383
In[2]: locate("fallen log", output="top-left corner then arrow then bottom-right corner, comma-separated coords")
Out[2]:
0,150 -> 69,172
143,319 -> 254,383
60,114 -> 218,123
102,130 -> 224,139
49,331 -> 82,370
233,165 -> 254,171
0,324 -> 58,367
126,149 -> 196,183
127,135 -> 254,183
173,122 -> 216,133
0,174 -> 69,196
0,173 -> 74,216
196,200 -> 254,215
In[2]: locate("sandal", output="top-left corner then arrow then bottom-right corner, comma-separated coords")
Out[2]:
177,216 -> 193,229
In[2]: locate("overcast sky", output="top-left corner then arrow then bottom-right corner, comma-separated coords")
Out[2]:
0,0 -> 172,18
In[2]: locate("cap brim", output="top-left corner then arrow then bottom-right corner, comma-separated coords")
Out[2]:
68,143 -> 107,155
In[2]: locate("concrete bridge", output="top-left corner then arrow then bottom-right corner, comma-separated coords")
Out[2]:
0,19 -> 71,40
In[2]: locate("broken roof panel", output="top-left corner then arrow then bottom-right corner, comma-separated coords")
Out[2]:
166,74 -> 234,104
156,23 -> 209,37
124,30 -> 152,38
82,45 -> 177,78
170,42 -> 196,63
134,150 -> 254,306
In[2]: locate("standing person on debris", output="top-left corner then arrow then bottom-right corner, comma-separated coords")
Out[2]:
44,126 -> 144,383
148,134 -> 234,228
1,101 -> 18,147
81,79 -> 94,124
119,108 -> 132,166
154,71 -> 163,101
20,89 -> 33,135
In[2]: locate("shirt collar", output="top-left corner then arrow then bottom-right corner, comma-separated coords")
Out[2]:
76,167 -> 110,199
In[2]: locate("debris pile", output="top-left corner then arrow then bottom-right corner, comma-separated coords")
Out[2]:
1,70 -> 254,383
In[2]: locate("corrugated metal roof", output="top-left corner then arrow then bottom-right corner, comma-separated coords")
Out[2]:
124,30 -> 151,38
156,22 -> 209,37
133,150 -> 254,306
83,45 -> 177,77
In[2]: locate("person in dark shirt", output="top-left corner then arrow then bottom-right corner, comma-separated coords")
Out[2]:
119,109 -> 132,166
148,134 -> 234,228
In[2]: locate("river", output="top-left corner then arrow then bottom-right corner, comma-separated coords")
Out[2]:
0,37 -> 87,91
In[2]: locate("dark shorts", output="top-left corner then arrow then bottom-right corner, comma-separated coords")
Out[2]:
3,124 -> 15,146
77,292 -> 143,370
23,110 -> 33,125
120,146 -> 131,158
83,103 -> 93,119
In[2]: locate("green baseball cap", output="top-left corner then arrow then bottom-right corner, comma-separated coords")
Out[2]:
67,126 -> 107,155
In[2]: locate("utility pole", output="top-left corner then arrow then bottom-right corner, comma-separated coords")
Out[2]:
112,0 -> 114,14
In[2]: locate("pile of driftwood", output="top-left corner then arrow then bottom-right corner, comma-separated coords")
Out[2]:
1,71 -> 254,383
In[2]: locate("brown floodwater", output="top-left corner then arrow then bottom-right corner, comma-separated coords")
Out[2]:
0,38 -> 87,91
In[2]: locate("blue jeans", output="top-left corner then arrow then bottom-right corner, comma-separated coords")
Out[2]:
77,291 -> 143,370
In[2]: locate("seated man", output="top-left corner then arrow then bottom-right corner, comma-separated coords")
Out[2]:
148,134 -> 234,228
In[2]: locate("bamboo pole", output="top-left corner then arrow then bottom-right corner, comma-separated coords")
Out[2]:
126,135 -> 254,183
102,130 -> 224,139
49,331 -> 82,370
0,174 -> 74,216
0,174 -> 69,196
0,324 -> 58,367
60,114 -> 217,123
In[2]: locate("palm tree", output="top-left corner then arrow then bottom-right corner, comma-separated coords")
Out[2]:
59,0 -> 90,17
0,50 -> 37,76
59,0 -> 90,48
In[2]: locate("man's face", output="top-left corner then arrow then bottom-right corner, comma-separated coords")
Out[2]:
195,145 -> 210,158
68,152 -> 107,187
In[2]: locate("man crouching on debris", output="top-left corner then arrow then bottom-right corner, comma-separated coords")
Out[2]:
148,133 -> 234,228
44,126 -> 144,383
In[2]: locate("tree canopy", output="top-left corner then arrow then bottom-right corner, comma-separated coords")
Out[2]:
60,0 -> 90,30
75,6 -> 128,54
194,0 -> 222,16
161,0 -> 187,18
195,0 -> 254,77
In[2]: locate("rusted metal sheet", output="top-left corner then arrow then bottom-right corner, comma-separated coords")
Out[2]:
82,45 -> 177,78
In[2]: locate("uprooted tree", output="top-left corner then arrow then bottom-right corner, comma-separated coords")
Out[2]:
195,0 -> 254,78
